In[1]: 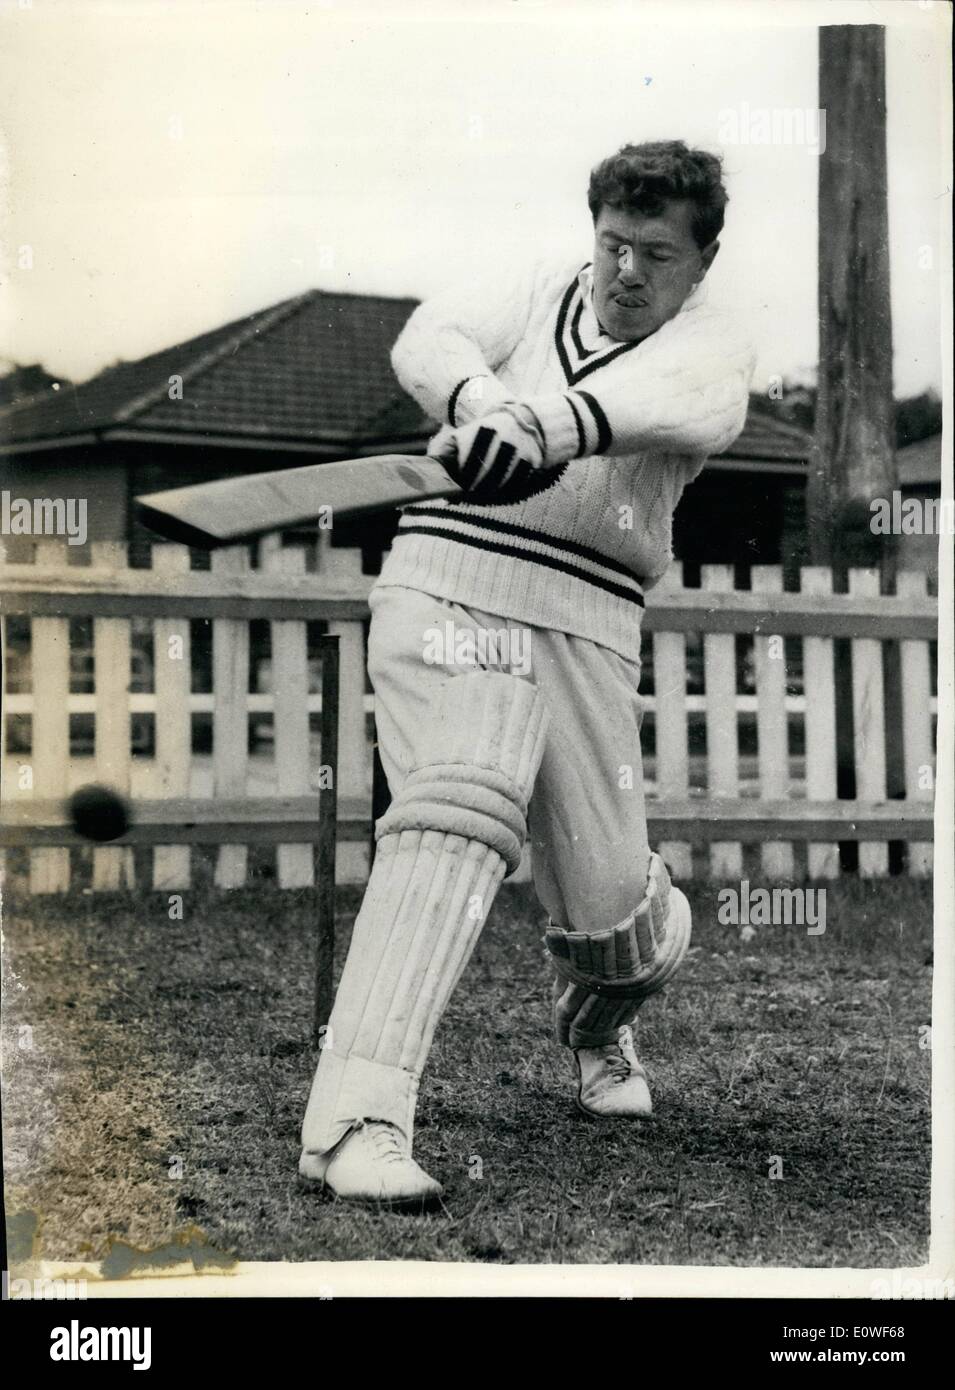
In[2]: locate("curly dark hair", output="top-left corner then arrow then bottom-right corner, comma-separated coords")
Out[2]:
587,140 -> 728,249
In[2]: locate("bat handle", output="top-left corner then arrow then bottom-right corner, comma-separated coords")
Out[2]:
426,429 -> 460,469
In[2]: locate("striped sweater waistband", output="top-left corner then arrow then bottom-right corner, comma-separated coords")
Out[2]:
397,506 -> 645,607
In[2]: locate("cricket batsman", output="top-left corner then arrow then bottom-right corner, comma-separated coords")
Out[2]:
300,140 -> 755,1207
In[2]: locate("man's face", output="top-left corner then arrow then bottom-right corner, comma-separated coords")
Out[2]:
591,199 -> 718,342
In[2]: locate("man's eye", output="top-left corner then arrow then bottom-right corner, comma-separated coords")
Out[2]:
649,252 -> 671,262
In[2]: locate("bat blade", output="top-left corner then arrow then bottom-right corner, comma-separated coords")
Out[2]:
137,453 -> 461,549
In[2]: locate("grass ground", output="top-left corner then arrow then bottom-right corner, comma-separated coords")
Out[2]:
2,876 -> 932,1269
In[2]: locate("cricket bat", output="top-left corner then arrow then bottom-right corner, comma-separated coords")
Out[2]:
137,453 -> 462,549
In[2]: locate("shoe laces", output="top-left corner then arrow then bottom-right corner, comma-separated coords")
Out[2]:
599,1045 -> 634,1085
363,1121 -> 406,1164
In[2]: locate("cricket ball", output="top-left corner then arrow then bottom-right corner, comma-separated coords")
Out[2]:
68,784 -> 131,843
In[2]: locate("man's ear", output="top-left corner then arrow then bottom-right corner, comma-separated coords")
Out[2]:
698,239 -> 720,279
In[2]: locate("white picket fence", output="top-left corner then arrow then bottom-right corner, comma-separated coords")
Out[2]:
0,540 -> 938,892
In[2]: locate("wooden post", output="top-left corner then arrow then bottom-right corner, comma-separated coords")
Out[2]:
801,568 -> 840,879
753,566 -> 794,880
808,25 -> 897,575
702,565 -> 742,879
849,568 -> 889,877
152,544 -> 192,891
92,542 -> 135,891
29,542 -> 72,893
810,26 -> 899,874
212,546 -> 250,888
264,539 -> 314,889
897,570 -> 935,877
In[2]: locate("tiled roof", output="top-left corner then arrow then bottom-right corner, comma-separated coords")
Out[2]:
717,414 -> 943,481
719,407 -> 813,462
0,290 -> 431,450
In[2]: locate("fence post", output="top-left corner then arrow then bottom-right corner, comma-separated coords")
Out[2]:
212,546 -> 250,888
849,568 -> 888,877
152,544 -> 192,891
29,542 -> 72,893
897,569 -> 935,877
91,542 -> 135,891
753,565 -> 795,880
264,539 -> 314,888
801,567 -> 840,878
702,565 -> 742,879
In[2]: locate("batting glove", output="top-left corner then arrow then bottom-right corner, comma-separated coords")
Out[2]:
430,405 -> 548,500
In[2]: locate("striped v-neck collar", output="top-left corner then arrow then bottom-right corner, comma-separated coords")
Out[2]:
554,263 -> 645,386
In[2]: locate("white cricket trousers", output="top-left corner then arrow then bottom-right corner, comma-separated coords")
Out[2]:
367,583 -> 652,933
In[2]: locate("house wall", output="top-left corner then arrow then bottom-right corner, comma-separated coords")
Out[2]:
0,450 -> 127,559
0,439 -> 401,567
674,469 -> 940,589
128,442 -> 397,570
672,470 -> 789,580
897,486 -> 942,585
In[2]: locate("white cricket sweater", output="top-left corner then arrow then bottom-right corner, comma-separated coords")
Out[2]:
379,256 -> 756,661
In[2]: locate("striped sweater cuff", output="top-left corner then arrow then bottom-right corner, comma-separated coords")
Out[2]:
522,389 -> 613,463
448,374 -> 515,426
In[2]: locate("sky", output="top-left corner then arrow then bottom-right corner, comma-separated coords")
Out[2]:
0,0 -> 949,398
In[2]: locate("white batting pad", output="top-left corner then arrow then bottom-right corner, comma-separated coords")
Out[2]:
548,856 -> 692,1048
301,671 -> 548,1155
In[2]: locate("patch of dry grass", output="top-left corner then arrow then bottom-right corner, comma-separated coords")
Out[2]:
2,877 -> 932,1269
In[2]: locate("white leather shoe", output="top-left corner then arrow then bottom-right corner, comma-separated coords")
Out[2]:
299,1120 -> 444,1210
574,1029 -> 653,1119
